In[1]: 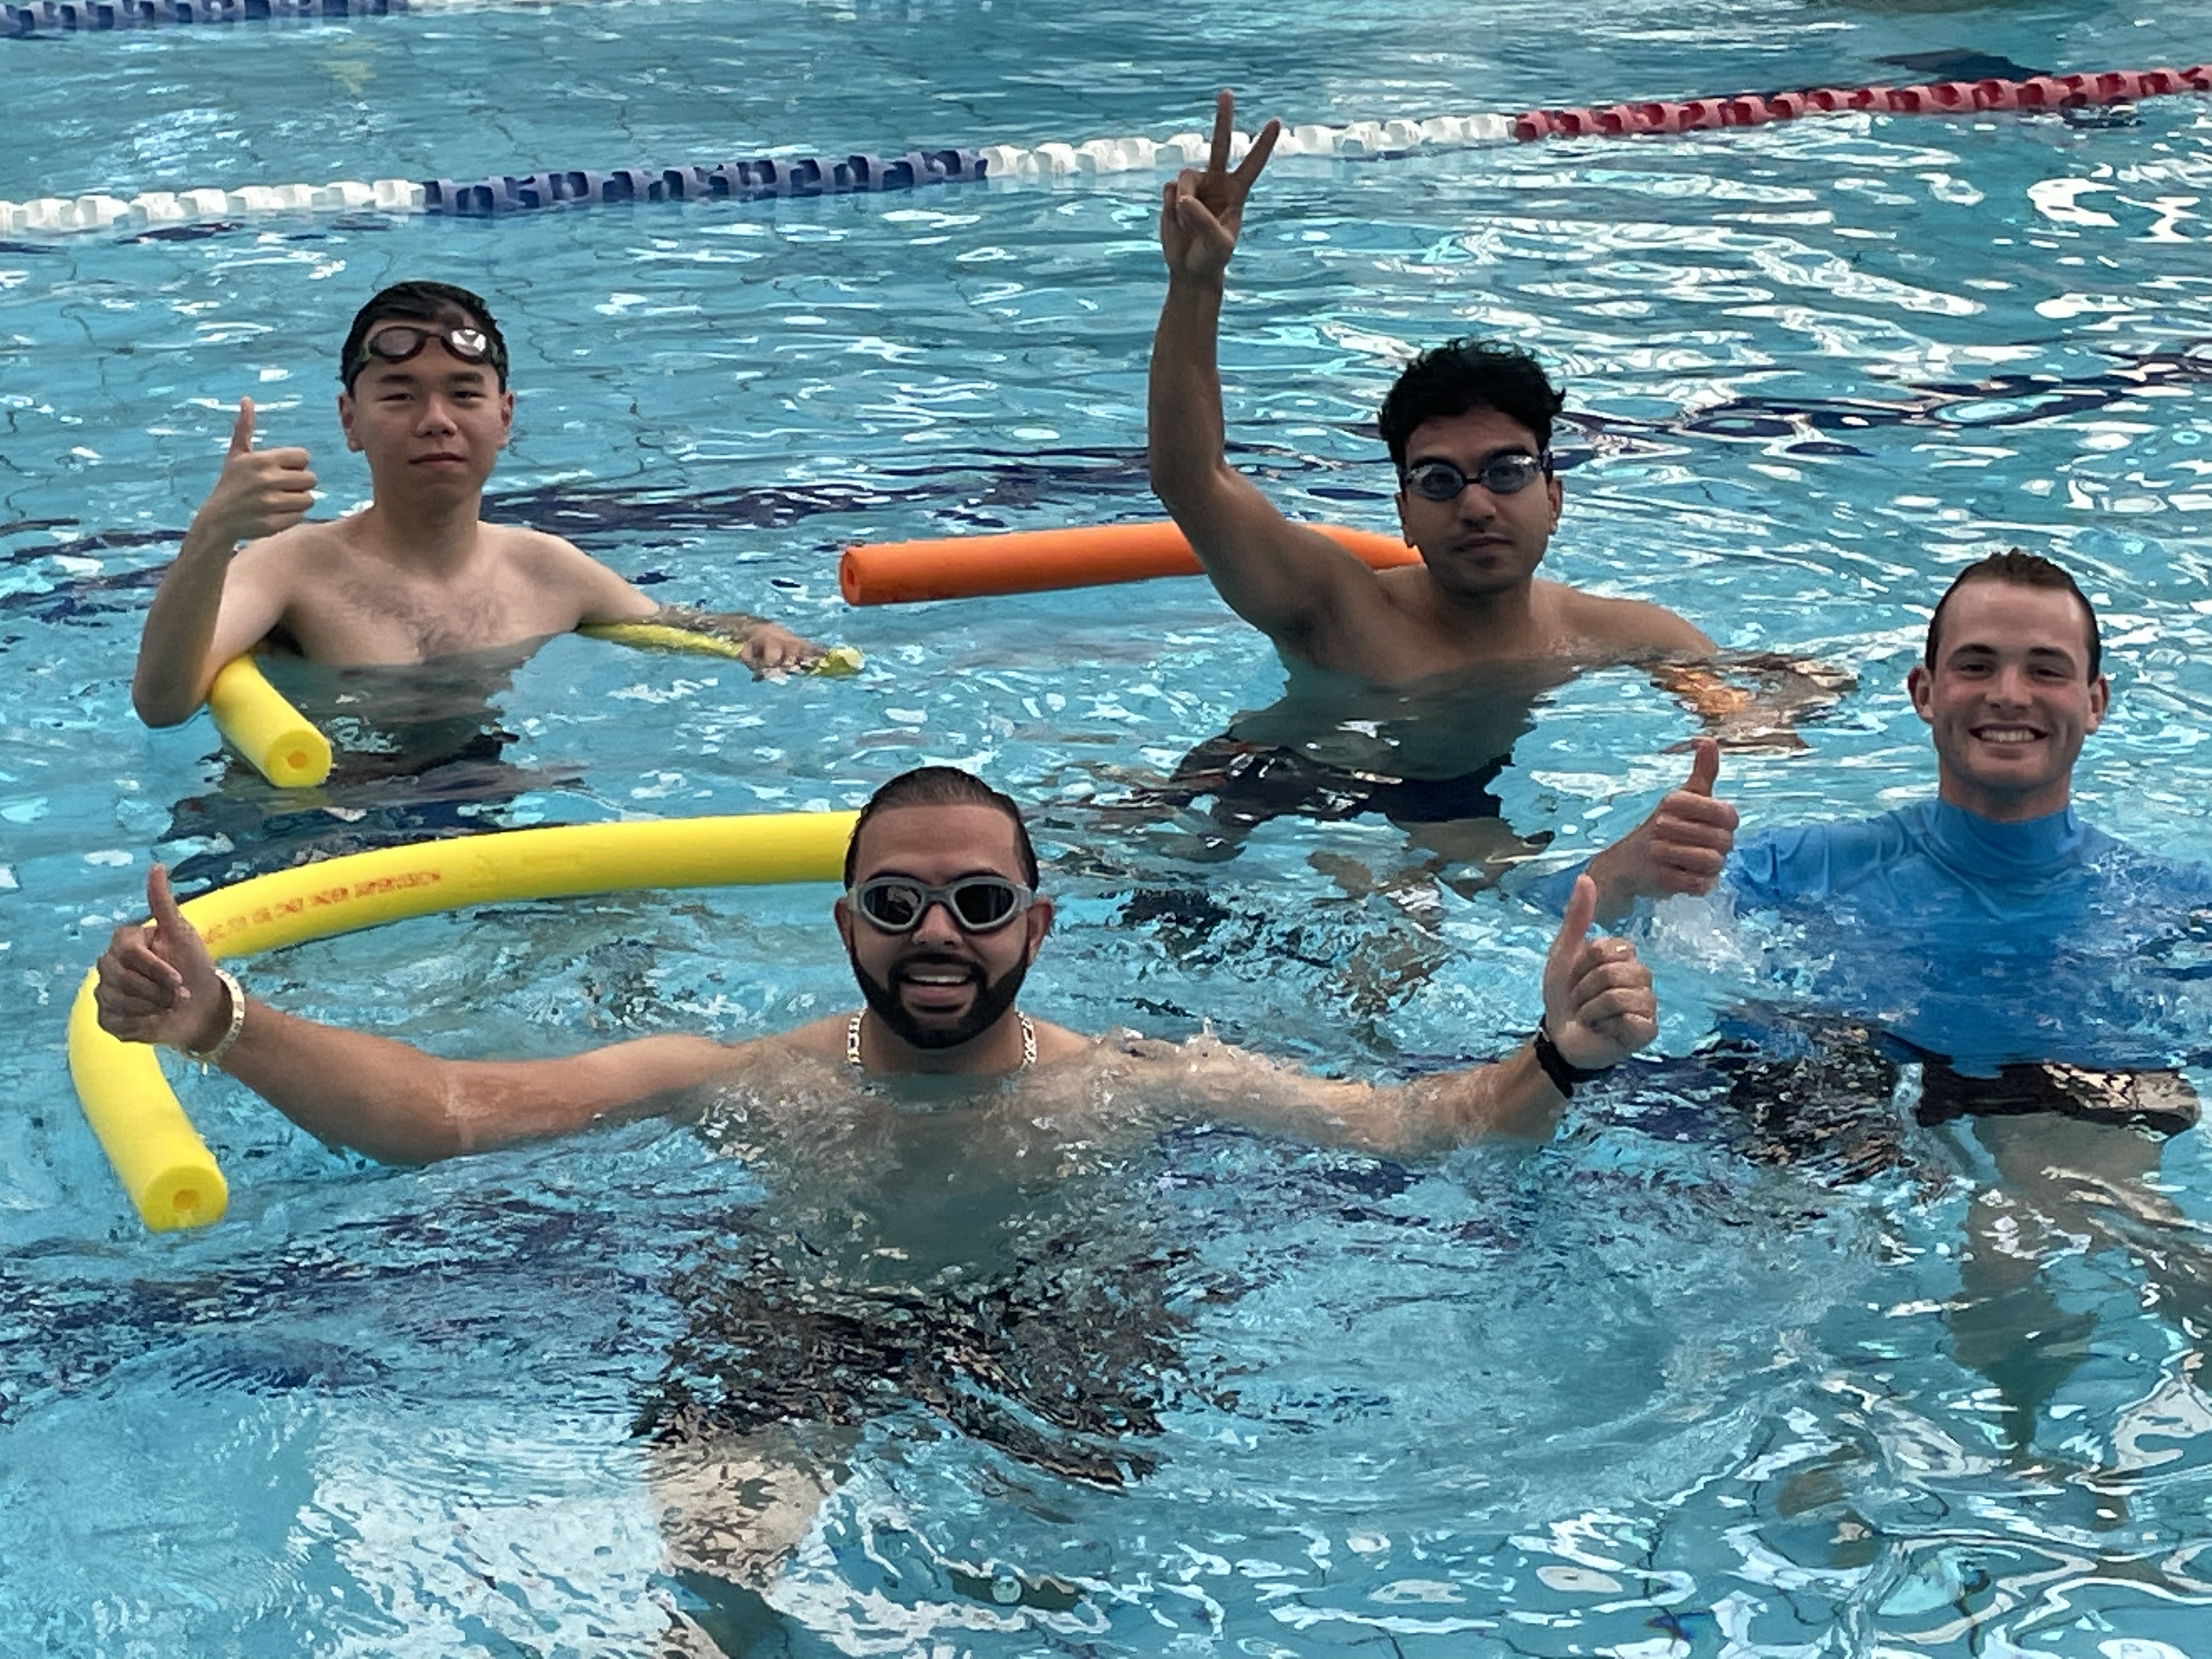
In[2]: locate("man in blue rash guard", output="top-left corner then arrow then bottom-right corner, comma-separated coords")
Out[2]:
1567,550 -> 2212,1478
1578,548 -> 2212,1114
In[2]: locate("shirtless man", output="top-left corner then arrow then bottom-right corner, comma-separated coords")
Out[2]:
92,763 -> 1652,1644
93,764 -> 1655,1159
132,280 -> 817,730
1139,96 -> 1821,875
1148,93 -> 1711,682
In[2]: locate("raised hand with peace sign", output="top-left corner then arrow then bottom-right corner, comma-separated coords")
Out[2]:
1158,89 -> 1282,280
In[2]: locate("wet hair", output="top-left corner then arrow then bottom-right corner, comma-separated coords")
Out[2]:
338,280 -> 511,392
843,766 -> 1041,889
1924,550 -> 2102,678
1376,338 -> 1567,470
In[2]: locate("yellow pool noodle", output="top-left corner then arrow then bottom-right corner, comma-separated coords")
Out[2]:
206,657 -> 334,788
69,809 -> 858,1233
205,629 -> 860,793
580,622 -> 865,676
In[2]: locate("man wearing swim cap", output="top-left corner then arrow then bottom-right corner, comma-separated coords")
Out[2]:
1139,94 -> 1835,878
1561,550 -> 2212,1469
132,280 -> 820,731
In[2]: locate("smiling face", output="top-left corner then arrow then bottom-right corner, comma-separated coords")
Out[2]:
336,317 -> 515,502
834,803 -> 1053,1067
1908,579 -> 2109,822
1392,408 -> 1563,602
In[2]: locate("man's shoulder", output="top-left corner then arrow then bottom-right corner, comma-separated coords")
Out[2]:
223,516 -> 361,595
478,521 -> 599,568
1542,581 -> 1713,656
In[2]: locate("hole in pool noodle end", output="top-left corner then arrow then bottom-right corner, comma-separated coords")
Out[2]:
66,970 -> 229,1231
207,657 -> 334,788
837,520 -> 1419,606
66,810 -> 859,1233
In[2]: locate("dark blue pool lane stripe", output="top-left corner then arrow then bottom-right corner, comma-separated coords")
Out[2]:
5,0 -> 398,32
420,150 -> 988,216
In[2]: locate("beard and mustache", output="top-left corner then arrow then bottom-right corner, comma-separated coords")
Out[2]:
848,946 -> 1031,1052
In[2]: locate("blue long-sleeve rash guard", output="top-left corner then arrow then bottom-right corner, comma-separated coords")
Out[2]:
1555,800 -> 2212,1075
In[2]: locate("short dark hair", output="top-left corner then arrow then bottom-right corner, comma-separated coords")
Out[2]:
1925,550 -> 2102,678
1377,338 -> 1567,470
338,280 -> 511,392
843,766 -> 1040,889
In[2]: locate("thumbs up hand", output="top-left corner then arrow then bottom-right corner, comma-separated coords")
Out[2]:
192,397 -> 318,550
1581,737 -> 1740,919
93,865 -> 231,1052
1540,874 -> 1658,1074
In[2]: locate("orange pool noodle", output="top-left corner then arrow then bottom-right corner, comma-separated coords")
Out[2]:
838,520 -> 1420,606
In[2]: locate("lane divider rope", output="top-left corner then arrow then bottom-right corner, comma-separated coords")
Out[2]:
5,0 -> 549,32
3,66 -> 2205,239
1511,63 -> 2211,140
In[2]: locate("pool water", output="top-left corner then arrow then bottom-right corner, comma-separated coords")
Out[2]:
7,0 -> 2212,1651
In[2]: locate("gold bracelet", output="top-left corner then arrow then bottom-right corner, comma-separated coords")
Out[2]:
182,968 -> 246,1071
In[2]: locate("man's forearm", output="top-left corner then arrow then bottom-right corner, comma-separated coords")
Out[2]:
646,603 -> 766,639
205,991 -> 732,1164
133,521 -> 235,726
1416,1041 -> 1566,1144
1147,273 -> 1233,511
214,995 -> 471,1164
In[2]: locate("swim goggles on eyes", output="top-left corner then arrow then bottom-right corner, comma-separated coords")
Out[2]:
848,876 -> 1035,935
1401,450 -> 1553,501
352,325 -> 501,377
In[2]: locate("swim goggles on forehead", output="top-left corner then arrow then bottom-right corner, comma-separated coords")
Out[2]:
847,876 -> 1035,934
352,325 -> 503,377
1401,450 -> 1553,501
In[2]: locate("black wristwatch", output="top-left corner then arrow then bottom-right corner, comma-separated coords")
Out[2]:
1532,1019 -> 1612,1098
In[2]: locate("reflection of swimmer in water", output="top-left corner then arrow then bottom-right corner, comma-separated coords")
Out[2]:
1562,552 -> 2212,1468
131,280 -> 822,740
94,765 -> 1658,1642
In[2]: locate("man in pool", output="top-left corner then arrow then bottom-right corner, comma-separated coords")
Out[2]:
1139,93 -> 1832,875
94,764 -> 1654,1643
131,279 -> 820,732
94,765 -> 1655,1161
1564,549 -> 2212,1467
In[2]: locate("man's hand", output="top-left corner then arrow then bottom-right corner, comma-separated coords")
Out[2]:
738,620 -> 823,675
1158,90 -> 1282,281
1540,874 -> 1658,1072
93,865 -> 229,1051
191,398 -> 317,550
1582,737 -> 1739,918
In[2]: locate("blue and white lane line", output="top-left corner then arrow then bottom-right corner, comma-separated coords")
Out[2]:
0,115 -> 1516,239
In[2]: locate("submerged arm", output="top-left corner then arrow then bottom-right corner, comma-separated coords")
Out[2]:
1651,651 -> 1855,753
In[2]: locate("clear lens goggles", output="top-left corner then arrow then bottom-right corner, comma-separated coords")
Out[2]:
849,876 -> 1034,935
1402,450 -> 1552,501
355,325 -> 499,375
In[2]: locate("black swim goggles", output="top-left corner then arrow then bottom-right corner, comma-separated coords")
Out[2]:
847,876 -> 1035,935
351,324 -> 505,380
1401,450 -> 1553,501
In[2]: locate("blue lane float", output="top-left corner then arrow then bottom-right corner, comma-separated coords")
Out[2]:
5,0 -> 403,33
421,149 -> 987,217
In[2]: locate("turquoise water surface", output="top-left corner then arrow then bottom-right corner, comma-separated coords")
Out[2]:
6,0 -> 2212,1651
